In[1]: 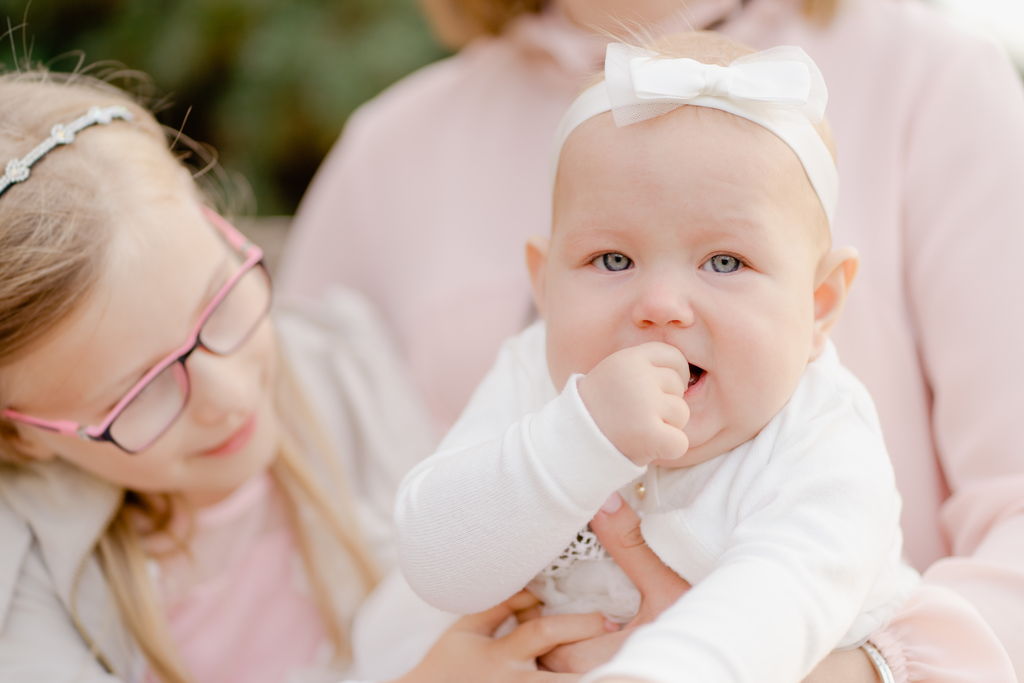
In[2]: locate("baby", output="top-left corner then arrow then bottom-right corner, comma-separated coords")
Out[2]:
395,31 -> 917,683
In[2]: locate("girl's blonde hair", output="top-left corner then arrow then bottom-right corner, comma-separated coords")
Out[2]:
0,71 -> 377,682
420,0 -> 841,48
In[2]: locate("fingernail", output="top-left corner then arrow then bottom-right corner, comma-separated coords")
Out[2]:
600,492 -> 623,514
603,618 -> 622,632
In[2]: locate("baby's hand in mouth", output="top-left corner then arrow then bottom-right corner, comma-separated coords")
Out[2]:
579,342 -> 691,467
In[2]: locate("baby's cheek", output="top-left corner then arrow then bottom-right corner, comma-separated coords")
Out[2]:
545,327 -> 594,388
545,341 -> 574,393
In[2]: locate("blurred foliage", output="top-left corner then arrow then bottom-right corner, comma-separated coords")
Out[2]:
0,0 -> 448,214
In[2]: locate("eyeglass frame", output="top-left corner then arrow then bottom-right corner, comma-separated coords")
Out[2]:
1,207 -> 271,454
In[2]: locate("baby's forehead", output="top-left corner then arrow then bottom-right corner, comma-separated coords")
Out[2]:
555,204 -> 824,251
554,107 -> 828,239
563,104 -> 800,167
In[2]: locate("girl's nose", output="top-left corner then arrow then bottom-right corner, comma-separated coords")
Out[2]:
184,348 -> 259,425
632,276 -> 695,329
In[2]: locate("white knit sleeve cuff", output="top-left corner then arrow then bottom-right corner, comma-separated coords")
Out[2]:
524,373 -> 645,510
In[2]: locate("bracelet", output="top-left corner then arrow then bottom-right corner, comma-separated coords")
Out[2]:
862,641 -> 896,683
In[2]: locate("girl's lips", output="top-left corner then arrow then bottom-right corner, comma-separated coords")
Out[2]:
201,414 -> 257,457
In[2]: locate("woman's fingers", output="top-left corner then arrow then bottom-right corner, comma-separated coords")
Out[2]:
538,629 -> 630,673
516,603 -> 544,623
500,612 -> 610,659
458,590 -> 542,634
590,494 -> 691,606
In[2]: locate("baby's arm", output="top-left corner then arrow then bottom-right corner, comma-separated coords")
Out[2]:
585,404 -> 907,683
395,326 -> 644,613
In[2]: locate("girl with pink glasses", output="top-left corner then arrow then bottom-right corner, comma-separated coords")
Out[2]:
0,71 -> 607,682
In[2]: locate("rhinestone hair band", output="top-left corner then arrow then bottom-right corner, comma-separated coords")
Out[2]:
0,105 -> 134,198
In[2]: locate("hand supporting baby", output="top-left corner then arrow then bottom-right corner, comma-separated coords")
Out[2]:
535,492 -> 692,673
576,342 -> 691,466
539,497 -> 883,683
397,591 -> 612,683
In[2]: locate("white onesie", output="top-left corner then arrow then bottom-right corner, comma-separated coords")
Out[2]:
396,321 -> 918,683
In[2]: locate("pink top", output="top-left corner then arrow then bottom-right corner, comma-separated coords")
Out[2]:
279,0 -> 1024,680
146,474 -> 336,683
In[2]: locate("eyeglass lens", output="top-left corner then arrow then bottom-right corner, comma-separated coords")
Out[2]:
109,266 -> 270,452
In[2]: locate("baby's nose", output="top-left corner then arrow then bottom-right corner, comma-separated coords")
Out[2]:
632,280 -> 695,328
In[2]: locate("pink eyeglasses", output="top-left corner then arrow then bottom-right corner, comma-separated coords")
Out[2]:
1,208 -> 271,454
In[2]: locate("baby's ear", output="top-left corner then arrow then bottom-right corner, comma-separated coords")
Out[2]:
525,235 -> 550,317
811,246 -> 859,359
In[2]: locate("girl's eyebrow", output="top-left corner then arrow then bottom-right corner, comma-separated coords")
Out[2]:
91,256 -> 231,408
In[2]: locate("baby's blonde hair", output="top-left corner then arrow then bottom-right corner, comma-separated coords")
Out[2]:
0,71 -> 377,681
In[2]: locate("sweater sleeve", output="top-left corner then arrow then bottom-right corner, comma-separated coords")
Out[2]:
869,583 -> 1016,683
584,393 -> 906,683
871,31 -> 1024,682
394,331 -> 643,613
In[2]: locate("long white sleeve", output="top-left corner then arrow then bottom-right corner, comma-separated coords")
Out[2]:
584,346 -> 917,683
394,323 -> 643,613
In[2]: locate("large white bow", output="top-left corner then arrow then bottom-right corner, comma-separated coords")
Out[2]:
605,43 -> 828,128
553,42 -> 838,224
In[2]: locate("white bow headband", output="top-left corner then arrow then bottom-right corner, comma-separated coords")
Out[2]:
554,43 -> 838,224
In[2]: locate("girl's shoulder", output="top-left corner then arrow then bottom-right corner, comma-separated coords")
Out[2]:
0,463 -> 133,678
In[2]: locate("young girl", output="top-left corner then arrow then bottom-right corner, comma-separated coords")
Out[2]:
0,69 -> 607,682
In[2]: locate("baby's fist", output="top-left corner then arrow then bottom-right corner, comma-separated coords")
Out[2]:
577,342 -> 690,467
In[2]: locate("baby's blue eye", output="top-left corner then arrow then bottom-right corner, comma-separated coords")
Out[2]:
595,252 -> 633,272
704,254 -> 743,274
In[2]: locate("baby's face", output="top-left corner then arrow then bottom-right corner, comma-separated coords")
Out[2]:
537,106 -> 829,466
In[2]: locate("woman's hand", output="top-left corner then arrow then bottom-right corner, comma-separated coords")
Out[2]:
541,493 -> 881,682
538,493 -> 691,673
397,591 -> 612,683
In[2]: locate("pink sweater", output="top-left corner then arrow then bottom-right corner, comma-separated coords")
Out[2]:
279,0 -> 1024,679
147,474 -> 335,683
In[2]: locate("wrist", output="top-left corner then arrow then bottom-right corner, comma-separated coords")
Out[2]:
534,374 -> 644,498
861,641 -> 895,683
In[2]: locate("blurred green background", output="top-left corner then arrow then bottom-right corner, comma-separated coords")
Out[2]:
0,0 -> 448,215
1,1 -> 1019,218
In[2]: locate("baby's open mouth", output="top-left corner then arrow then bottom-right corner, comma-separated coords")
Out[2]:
688,364 -> 706,388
